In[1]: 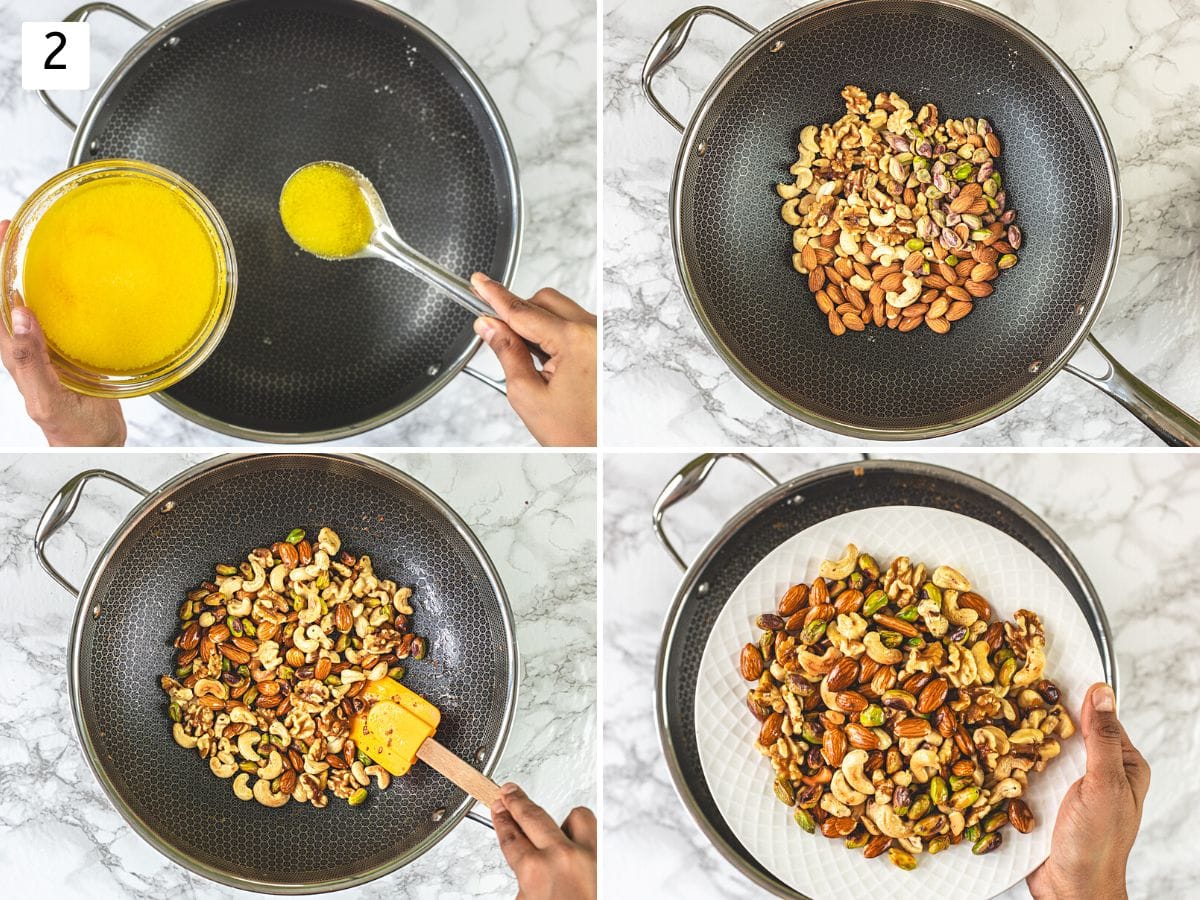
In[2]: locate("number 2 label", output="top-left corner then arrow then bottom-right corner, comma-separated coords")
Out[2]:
22,22 -> 90,91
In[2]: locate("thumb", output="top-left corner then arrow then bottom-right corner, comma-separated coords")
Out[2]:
1082,683 -> 1130,786
474,316 -> 544,398
7,308 -> 64,422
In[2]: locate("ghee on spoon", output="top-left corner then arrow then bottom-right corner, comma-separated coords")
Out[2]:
279,160 -> 497,320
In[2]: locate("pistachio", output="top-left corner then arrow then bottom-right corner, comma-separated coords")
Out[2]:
929,776 -> 948,806
863,590 -> 889,617
794,805 -> 816,833
888,847 -> 918,870
972,832 -> 1003,855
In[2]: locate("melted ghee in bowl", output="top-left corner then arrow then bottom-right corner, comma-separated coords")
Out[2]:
23,174 -> 222,373
279,161 -> 376,259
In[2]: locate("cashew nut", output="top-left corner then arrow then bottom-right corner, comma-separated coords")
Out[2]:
819,543 -> 858,581
974,725 -> 1010,757
820,791 -> 853,819
942,590 -> 978,627
241,560 -> 266,593
237,731 -> 262,762
776,179 -> 802,200
971,641 -> 995,683
227,595 -> 252,616
868,207 -> 896,227
364,765 -> 391,789
269,720 -> 291,749
351,761 -> 371,788
841,749 -> 875,795
932,565 -> 971,592
172,723 -> 198,749
270,564 -> 287,593
863,632 -> 902,665
257,750 -> 284,780
193,678 -> 228,700
917,595 -> 948,637
210,750 -> 237,778
292,624 -> 323,654
866,800 -> 913,839
909,747 -> 939,783
830,768 -> 868,811
1012,645 -> 1046,687
992,777 -> 1024,799
253,778 -> 290,808
797,645 -> 841,677
1009,727 -> 1044,745
317,527 -> 341,556
782,198 -> 802,226
232,772 -> 254,800
799,125 -> 820,153
218,576 -> 243,596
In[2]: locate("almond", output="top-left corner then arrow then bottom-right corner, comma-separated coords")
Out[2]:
916,678 -> 949,714
759,711 -> 784,746
893,717 -> 931,739
945,300 -> 974,321
970,262 -> 998,283
815,289 -> 834,314
809,267 -> 826,292
845,722 -> 880,749
834,691 -> 869,714
740,644 -> 764,681
925,316 -> 950,335
828,310 -> 846,335
880,272 -> 905,292
842,312 -> 866,332
834,589 -> 864,616
822,725 -> 848,766
872,613 -> 919,638
985,132 -> 1002,156
826,657 -> 860,692
801,243 -> 818,271
1008,799 -> 1035,834
959,592 -> 992,619
778,583 -> 809,616
965,280 -> 994,298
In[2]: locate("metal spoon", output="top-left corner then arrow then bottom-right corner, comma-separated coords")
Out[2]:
282,161 -> 502,322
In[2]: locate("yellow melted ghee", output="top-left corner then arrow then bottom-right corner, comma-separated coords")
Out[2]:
279,162 -> 375,259
24,175 -> 221,373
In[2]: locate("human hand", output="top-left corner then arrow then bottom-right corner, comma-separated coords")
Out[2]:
492,783 -> 596,900
469,274 -> 596,447
1027,683 -> 1149,900
0,221 -> 126,447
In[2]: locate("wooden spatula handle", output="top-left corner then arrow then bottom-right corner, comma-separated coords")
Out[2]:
416,737 -> 501,806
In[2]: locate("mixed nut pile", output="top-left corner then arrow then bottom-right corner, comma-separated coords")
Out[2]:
160,527 -> 427,809
778,86 -> 1022,336
739,544 -> 1072,869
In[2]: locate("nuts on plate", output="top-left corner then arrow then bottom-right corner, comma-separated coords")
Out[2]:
161,527 -> 426,809
740,544 -> 1073,869
779,87 -> 1022,335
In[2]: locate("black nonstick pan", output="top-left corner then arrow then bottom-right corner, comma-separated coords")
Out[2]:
643,0 -> 1200,444
39,0 -> 521,441
35,454 -> 517,893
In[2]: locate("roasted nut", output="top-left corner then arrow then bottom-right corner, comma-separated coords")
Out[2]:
1008,799 -> 1035,834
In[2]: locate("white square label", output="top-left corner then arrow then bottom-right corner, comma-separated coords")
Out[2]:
22,22 -> 90,91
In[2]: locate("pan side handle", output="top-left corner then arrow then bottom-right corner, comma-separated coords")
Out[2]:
642,6 -> 757,133
37,2 -> 152,131
35,468 -> 149,597
1065,334 -> 1200,447
652,453 -> 779,570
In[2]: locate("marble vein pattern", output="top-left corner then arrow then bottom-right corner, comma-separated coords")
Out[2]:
0,0 -> 596,447
603,0 -> 1200,446
0,451 -> 596,898
603,451 -> 1200,898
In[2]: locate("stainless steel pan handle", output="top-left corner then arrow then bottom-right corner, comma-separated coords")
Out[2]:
653,452 -> 779,570
1065,335 -> 1200,446
642,6 -> 756,133
37,2 -> 151,131
36,468 -> 149,596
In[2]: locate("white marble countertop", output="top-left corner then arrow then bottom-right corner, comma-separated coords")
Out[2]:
603,0 -> 1200,447
0,0 -> 596,447
603,450 -> 1200,898
0,451 -> 596,898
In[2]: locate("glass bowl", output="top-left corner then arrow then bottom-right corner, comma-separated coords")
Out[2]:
1,160 -> 237,398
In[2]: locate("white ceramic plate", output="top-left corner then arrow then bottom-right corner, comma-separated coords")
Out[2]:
695,506 -> 1105,900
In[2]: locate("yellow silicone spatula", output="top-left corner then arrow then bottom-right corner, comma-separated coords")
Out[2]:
350,677 -> 501,806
